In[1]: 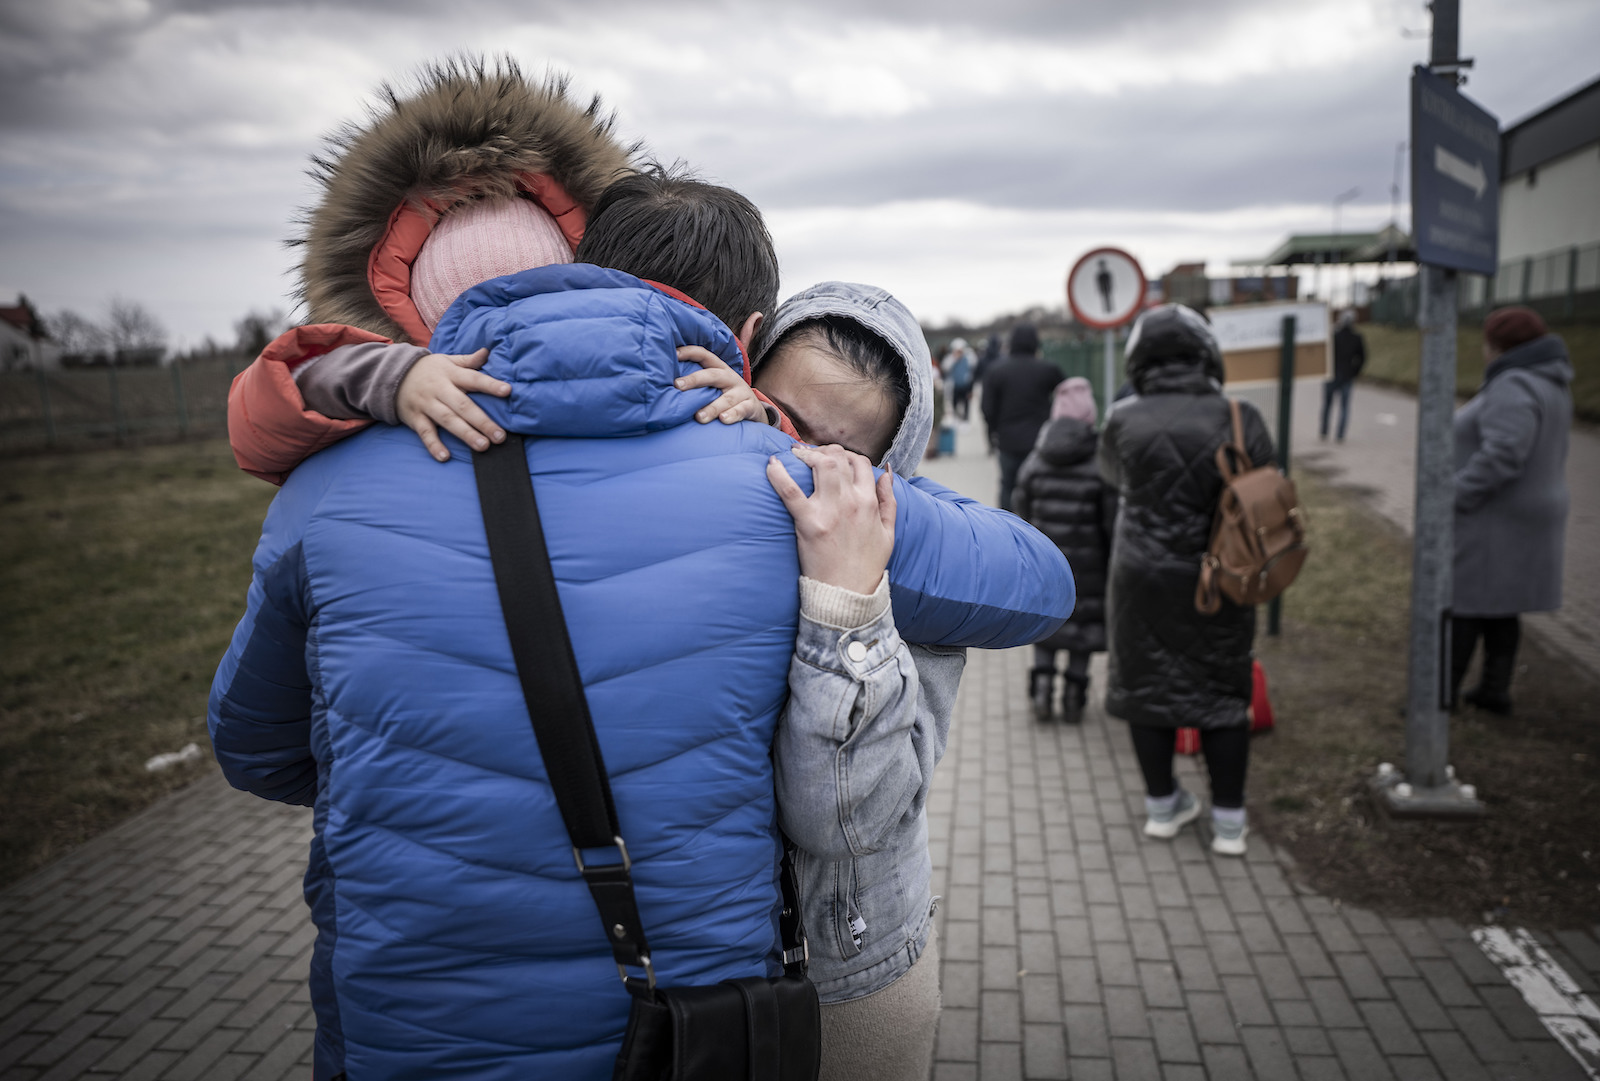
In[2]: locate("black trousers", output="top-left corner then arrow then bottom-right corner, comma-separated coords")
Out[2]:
1128,724 -> 1251,810
998,451 -> 1025,512
1033,645 -> 1091,682
1450,615 -> 1521,700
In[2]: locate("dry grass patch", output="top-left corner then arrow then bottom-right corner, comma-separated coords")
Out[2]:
1360,322 -> 1600,422
1251,470 -> 1600,928
1,439 -> 274,886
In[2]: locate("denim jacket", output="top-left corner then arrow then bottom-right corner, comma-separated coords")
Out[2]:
774,579 -> 966,1004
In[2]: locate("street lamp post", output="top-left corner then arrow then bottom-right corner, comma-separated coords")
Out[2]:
1333,187 -> 1360,306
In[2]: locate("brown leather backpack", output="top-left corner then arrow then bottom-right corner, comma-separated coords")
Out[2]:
1194,400 -> 1309,614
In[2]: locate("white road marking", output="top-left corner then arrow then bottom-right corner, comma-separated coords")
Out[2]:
1473,925 -> 1600,1079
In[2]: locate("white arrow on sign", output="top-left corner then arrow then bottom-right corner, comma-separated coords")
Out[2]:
1435,144 -> 1487,200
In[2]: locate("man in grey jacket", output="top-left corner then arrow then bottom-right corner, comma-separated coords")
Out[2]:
1451,306 -> 1573,714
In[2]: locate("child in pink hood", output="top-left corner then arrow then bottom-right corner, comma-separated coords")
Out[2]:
1014,377 -> 1118,720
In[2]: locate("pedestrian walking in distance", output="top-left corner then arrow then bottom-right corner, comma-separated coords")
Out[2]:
1098,305 -> 1275,857
1014,377 -> 1117,722
1320,309 -> 1366,441
1450,306 -> 1572,715
943,337 -> 975,421
981,322 -> 1063,511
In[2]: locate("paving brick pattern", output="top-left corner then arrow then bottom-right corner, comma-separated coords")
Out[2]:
0,776 -> 316,1080
2,427 -> 1595,1079
922,642 -> 1596,1080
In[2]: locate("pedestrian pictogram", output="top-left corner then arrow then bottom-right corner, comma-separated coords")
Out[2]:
1066,247 -> 1146,330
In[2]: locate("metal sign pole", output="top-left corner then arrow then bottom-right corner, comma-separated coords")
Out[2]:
1267,314 -> 1296,637
1102,328 -> 1115,418
1371,0 -> 1484,818
1406,265 -> 1456,789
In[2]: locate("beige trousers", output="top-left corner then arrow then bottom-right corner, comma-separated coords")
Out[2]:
818,926 -> 943,1081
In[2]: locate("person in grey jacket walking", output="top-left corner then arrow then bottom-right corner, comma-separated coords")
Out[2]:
1450,306 -> 1573,714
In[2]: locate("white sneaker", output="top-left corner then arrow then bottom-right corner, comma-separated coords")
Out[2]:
1211,818 -> 1249,857
1144,788 -> 1201,839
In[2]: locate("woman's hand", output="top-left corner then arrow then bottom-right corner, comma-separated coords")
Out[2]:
396,348 -> 510,462
766,444 -> 896,595
675,346 -> 770,425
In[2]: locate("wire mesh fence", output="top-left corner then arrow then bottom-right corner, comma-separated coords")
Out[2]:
0,355 -> 246,454
1372,240 -> 1600,326
1042,335 -> 1127,412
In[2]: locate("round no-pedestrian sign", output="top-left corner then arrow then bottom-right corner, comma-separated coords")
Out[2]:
1067,247 -> 1146,330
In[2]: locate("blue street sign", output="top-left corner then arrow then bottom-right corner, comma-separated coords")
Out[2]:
1411,66 -> 1500,275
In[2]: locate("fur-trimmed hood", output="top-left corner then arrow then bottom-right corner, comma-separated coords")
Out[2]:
297,57 -> 636,344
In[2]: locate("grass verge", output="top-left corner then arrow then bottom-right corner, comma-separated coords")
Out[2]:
1360,322 -> 1600,422
1251,471 -> 1600,929
0,439 -> 274,887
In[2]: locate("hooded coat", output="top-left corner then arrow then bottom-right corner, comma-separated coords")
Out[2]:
230,60 -> 635,482
1453,334 -> 1572,616
210,265 -> 1076,1080
752,280 -> 934,478
1014,417 -> 1117,653
1098,343 -> 1274,730
981,349 -> 1065,459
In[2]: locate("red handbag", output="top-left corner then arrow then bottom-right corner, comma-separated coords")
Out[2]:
1176,662 -> 1273,755
1250,660 -> 1275,732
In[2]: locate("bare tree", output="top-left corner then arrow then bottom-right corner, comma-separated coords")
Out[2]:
104,298 -> 167,364
233,308 -> 288,358
49,310 -> 108,362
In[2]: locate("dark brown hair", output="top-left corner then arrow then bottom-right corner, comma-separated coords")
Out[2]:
575,162 -> 779,332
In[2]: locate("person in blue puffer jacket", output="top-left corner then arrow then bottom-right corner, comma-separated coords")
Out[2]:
211,169 -> 1074,1080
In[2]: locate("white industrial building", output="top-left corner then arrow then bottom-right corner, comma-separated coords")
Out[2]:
1485,74 -> 1600,312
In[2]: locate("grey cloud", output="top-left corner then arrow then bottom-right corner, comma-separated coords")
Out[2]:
2,0 -> 1597,340
623,62 -> 1407,215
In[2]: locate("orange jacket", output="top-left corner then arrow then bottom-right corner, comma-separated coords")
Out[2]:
228,291 -> 798,487
228,325 -> 385,485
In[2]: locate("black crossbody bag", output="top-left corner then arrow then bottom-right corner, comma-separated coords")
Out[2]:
474,436 -> 821,1081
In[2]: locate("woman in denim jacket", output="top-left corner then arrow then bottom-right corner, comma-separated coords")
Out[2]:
755,284 -> 986,1081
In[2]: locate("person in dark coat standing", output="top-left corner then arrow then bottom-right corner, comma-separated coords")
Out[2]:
982,322 -> 1063,511
1320,310 -> 1366,441
1014,377 -> 1116,722
1098,304 -> 1275,857
1450,306 -> 1572,714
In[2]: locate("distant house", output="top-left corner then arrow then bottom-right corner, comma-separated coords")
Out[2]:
0,297 -> 61,371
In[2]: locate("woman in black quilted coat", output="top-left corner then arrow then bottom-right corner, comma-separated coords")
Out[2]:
1098,305 -> 1275,857
1014,377 -> 1117,722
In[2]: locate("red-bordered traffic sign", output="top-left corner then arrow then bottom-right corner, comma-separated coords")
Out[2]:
1066,247 -> 1147,330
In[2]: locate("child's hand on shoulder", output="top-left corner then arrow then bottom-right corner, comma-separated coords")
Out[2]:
396,348 -> 510,462
675,346 -> 770,426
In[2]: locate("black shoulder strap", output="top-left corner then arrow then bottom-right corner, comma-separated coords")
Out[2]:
474,435 -> 653,985
473,436 -> 807,988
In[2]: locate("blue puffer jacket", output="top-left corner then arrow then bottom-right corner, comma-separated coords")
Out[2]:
210,265 -> 1073,1080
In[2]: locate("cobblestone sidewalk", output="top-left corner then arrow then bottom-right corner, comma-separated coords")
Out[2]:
2,424 -> 1596,1080
0,778 -> 316,1080
923,645 -> 1598,1081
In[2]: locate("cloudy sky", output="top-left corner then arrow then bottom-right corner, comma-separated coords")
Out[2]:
1,0 -> 1597,349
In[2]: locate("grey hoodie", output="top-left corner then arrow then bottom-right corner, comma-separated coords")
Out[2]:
754,281 -> 935,477
761,282 -> 965,1004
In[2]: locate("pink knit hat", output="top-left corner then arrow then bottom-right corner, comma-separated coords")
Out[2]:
1051,376 -> 1098,424
411,196 -> 573,330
